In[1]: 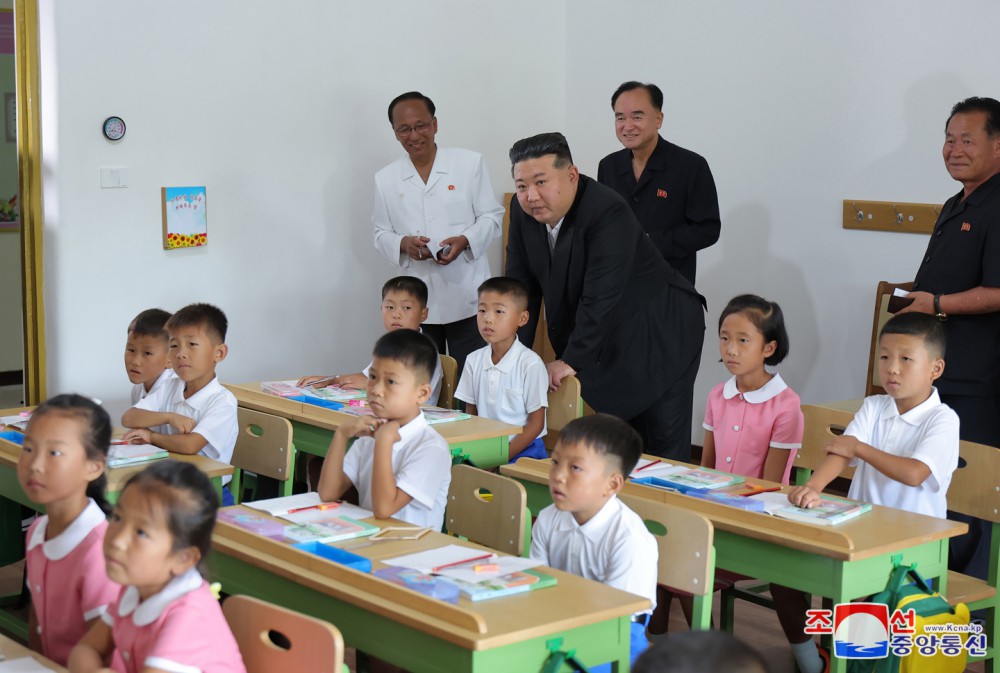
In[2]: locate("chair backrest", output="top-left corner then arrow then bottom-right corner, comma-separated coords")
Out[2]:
867,280 -> 914,396
233,407 -> 294,482
446,464 -> 526,556
948,439 -> 1000,523
224,594 -> 344,673
797,405 -> 857,479
438,354 -> 458,409
619,493 -> 715,596
544,375 -> 582,451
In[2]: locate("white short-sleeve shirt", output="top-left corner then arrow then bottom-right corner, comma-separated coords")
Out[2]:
130,368 -> 178,406
342,412 -> 452,529
844,389 -> 959,519
530,496 -> 657,615
134,375 -> 238,466
455,339 -> 548,438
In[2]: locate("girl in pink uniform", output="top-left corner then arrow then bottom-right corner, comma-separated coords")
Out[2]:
702,296 -> 825,673
18,394 -> 120,666
69,461 -> 245,673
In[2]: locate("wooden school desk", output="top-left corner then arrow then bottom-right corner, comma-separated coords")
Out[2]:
501,458 -> 967,673
225,382 -> 520,469
209,507 -> 647,673
0,633 -> 67,672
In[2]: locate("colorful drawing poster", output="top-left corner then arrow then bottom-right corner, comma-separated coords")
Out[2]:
161,186 -> 207,249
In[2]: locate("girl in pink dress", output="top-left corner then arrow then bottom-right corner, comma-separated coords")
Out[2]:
18,394 -> 120,666
69,461 -> 246,673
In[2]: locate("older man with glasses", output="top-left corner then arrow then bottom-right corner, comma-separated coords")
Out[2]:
372,91 -> 504,376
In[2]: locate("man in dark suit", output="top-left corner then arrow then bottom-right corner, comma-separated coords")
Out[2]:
597,81 -> 720,286
505,132 -> 705,460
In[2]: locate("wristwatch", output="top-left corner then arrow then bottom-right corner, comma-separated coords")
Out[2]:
933,294 -> 948,322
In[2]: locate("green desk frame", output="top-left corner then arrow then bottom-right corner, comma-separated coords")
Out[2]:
208,542 -> 635,673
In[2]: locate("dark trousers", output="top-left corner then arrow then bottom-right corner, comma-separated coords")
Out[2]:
421,316 -> 485,385
627,354 -> 700,462
942,393 -> 1000,581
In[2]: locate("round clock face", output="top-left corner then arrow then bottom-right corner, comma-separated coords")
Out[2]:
103,116 -> 126,141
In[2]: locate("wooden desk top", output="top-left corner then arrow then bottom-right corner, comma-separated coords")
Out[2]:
501,457 -> 966,563
226,381 -> 521,443
0,634 -> 67,672
813,398 -> 864,413
0,405 -> 233,492
213,507 -> 647,651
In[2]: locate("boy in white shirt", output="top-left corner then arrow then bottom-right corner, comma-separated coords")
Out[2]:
121,303 -> 238,505
317,329 -> 451,529
455,277 -> 548,462
124,308 -> 176,405
531,414 -> 658,670
786,313 -> 958,673
299,276 -> 443,402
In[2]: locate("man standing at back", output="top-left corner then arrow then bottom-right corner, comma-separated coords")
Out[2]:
598,81 -> 720,286
899,96 -> 1000,579
372,91 -> 504,375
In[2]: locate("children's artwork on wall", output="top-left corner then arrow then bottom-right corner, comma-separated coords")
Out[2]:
161,186 -> 207,249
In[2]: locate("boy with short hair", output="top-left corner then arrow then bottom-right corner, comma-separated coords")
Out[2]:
455,277 -> 548,462
124,308 -> 175,404
789,312 -> 959,519
531,414 -> 657,669
121,303 -> 239,502
298,276 -> 443,402
784,313 -> 958,673
317,329 -> 451,529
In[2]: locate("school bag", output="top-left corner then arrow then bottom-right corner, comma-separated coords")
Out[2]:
847,561 -> 969,673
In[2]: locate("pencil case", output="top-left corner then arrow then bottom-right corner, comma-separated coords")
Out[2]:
290,395 -> 344,411
0,430 -> 24,445
631,476 -> 700,494
292,541 -> 372,572
686,490 -> 767,511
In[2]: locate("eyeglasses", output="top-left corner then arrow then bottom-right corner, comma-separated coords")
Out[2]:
394,121 -> 433,137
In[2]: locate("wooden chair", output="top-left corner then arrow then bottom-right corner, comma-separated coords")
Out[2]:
792,404 -> 857,485
231,408 -> 295,503
446,463 -> 527,556
867,280 -> 914,396
943,439 -> 1000,670
619,493 -> 716,630
223,594 -> 346,673
438,354 -> 458,409
544,375 -> 583,451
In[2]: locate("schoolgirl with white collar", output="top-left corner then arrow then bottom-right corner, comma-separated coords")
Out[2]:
69,461 -> 245,673
18,394 -> 120,666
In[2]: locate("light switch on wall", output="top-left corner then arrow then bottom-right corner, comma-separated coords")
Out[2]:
100,167 -> 129,188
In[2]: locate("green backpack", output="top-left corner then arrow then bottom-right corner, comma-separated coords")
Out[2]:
847,561 -> 969,673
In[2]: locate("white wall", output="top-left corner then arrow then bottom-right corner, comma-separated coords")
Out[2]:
565,0 -> 1000,440
37,1 -> 1000,435
38,1 -> 566,419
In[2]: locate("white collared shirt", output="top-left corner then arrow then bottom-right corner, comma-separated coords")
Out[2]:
844,388 -> 959,519
130,368 -> 178,406
531,496 -> 657,614
342,412 -> 452,529
455,339 -> 548,438
547,218 -> 564,253
372,147 -> 504,324
134,375 -> 238,466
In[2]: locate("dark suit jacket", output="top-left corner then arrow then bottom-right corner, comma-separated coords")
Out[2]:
505,175 -> 705,419
597,135 -> 720,285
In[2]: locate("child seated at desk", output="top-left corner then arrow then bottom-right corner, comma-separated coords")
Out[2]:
789,312 -> 959,671
531,414 -> 657,671
298,275 -> 443,403
124,308 -> 175,405
121,302 -> 239,506
316,329 -> 452,529
455,277 -> 548,462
